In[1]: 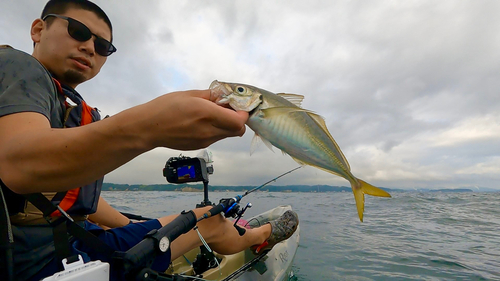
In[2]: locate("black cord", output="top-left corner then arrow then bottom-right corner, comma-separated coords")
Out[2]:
0,181 -> 15,281
120,212 -> 153,221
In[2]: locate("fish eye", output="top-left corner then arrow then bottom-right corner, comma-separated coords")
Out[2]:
236,86 -> 246,94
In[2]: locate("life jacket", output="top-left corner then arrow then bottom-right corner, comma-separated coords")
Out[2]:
3,78 -> 103,224
47,78 -> 103,218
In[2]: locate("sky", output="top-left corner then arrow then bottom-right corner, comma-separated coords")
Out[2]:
1,1 -> 500,190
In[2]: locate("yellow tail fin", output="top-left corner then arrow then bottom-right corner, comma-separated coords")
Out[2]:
352,179 -> 391,222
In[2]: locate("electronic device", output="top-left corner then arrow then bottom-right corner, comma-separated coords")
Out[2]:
163,156 -> 213,183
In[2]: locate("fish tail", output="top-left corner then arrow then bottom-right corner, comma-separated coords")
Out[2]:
352,179 -> 391,222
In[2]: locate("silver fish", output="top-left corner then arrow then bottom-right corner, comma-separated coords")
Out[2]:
210,80 -> 391,222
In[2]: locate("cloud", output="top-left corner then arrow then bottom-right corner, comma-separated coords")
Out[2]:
431,114 -> 500,147
2,0 -> 500,189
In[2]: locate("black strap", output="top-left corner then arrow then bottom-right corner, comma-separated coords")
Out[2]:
52,218 -> 73,262
24,193 -> 78,266
24,193 -> 58,217
24,193 -> 115,261
51,191 -> 68,206
66,219 -> 115,257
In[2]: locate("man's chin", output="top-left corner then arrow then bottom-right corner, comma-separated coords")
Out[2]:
61,70 -> 88,87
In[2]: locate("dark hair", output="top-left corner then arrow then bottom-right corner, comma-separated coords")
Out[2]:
41,0 -> 113,42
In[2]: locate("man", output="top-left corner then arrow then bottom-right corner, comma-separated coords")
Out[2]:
0,0 -> 298,280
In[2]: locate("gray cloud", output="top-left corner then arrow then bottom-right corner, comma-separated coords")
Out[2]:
2,0 -> 500,189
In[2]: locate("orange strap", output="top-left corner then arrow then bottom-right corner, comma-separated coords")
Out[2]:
80,100 -> 94,125
50,188 -> 81,217
52,78 -> 63,94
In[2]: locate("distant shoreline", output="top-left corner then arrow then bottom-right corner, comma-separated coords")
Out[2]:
102,183 -> 492,193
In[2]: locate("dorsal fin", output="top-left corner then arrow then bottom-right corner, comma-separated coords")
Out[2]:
277,93 -> 305,107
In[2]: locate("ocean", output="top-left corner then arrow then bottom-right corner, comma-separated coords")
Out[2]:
101,191 -> 500,281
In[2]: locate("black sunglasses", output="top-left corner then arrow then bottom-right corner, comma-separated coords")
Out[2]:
42,14 -> 117,57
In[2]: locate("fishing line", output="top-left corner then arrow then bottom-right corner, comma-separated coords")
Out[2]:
194,226 -> 222,278
182,254 -> 192,265
178,274 -> 210,281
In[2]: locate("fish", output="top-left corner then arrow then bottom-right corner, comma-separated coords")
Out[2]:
210,80 -> 391,222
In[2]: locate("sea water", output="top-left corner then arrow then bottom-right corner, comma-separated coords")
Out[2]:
101,191 -> 500,281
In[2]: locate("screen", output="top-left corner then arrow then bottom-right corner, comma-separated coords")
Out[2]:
177,165 -> 197,180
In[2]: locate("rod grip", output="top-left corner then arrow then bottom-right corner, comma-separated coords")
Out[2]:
205,203 -> 225,218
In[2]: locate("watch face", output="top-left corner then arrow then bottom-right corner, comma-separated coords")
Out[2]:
159,236 -> 170,252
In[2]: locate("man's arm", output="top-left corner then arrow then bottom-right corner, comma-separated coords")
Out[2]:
0,89 -> 248,194
87,196 -> 131,228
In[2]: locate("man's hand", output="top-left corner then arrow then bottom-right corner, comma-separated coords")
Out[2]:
122,89 -> 249,150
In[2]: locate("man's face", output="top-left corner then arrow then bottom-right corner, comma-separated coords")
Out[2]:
32,8 -> 112,87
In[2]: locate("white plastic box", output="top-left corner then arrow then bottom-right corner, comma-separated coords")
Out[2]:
41,255 -> 109,281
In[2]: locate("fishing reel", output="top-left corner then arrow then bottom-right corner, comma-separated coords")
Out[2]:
198,195 -> 252,236
219,197 -> 253,236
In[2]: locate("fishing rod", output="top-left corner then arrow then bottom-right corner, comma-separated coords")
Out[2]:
197,165 -> 303,235
242,165 -> 303,198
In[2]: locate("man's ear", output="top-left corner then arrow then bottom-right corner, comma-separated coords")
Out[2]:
31,19 -> 44,45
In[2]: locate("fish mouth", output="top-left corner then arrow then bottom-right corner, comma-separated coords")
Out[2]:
210,80 -> 232,104
209,80 -> 221,90
209,80 -> 230,94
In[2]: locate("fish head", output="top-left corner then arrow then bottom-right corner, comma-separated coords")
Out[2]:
210,80 -> 263,112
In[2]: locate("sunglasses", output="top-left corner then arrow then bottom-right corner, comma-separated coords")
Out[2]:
42,14 -> 116,57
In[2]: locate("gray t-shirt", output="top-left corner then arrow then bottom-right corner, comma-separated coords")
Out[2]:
0,46 -> 66,280
0,46 -> 65,127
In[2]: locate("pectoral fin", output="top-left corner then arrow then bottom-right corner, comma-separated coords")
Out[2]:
250,133 -> 274,155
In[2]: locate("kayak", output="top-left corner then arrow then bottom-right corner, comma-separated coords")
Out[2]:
39,205 -> 299,281
166,205 -> 300,281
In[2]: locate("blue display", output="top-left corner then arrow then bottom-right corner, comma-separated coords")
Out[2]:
178,165 -> 196,180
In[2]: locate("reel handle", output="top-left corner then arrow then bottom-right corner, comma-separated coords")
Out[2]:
234,224 -> 246,236
232,203 -> 252,236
